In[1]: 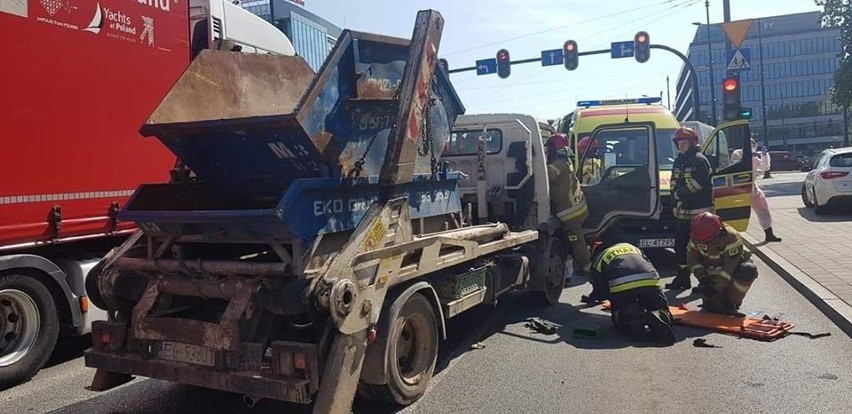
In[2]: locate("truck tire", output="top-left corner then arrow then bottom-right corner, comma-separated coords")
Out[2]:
0,274 -> 60,388
359,292 -> 438,405
533,238 -> 565,306
85,260 -> 108,311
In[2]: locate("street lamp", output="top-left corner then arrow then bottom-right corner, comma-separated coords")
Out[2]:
693,5 -> 717,125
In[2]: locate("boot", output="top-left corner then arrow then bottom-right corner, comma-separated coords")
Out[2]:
645,310 -> 676,346
665,268 -> 692,290
764,227 -> 782,243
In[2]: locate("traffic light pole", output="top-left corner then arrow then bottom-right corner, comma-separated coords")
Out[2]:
447,44 -> 702,121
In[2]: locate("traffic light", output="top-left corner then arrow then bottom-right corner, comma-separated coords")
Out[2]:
740,107 -> 753,120
438,58 -> 449,73
722,76 -> 742,121
634,31 -> 650,63
563,40 -> 578,71
496,49 -> 510,79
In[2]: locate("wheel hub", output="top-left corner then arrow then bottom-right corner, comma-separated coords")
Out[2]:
396,315 -> 429,385
0,289 -> 41,367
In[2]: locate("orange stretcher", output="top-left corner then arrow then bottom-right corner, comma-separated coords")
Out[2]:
600,302 -> 795,341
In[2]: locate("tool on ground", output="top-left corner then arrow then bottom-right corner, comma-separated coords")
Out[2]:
525,317 -> 562,335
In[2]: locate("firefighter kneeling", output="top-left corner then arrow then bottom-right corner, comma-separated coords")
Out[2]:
688,212 -> 758,317
588,243 -> 676,345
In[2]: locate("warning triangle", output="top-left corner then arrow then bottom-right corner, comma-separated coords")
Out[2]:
720,19 -> 754,48
727,49 -> 750,70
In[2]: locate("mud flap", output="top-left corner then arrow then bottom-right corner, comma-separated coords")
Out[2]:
313,329 -> 368,414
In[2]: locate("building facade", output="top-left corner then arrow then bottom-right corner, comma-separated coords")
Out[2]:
240,0 -> 341,72
674,11 -> 843,155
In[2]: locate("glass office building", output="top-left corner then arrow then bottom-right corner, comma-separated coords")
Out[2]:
240,0 -> 341,72
674,11 -> 843,154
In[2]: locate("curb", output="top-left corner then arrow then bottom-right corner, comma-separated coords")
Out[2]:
742,233 -> 852,338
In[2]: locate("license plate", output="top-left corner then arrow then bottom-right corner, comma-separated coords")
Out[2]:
638,238 -> 675,248
159,341 -> 215,367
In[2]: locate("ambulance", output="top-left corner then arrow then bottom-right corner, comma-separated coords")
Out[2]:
559,98 -> 754,248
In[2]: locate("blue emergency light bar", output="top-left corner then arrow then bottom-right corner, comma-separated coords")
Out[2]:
577,97 -> 662,107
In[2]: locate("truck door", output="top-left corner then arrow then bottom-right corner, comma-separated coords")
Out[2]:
699,120 -> 753,231
578,122 -> 660,238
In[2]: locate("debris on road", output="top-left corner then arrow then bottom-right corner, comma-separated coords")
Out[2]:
693,338 -> 722,348
525,317 -> 562,335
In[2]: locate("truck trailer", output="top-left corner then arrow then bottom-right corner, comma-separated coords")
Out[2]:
0,0 -> 294,387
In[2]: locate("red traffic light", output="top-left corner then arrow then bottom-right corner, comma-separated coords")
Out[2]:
723,78 -> 738,91
635,33 -> 648,43
497,49 -> 509,62
565,42 -> 575,52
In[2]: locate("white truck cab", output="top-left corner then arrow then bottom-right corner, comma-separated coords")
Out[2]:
445,113 -> 662,243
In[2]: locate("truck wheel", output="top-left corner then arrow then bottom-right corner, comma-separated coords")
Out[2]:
533,239 -> 565,306
85,260 -> 108,311
0,274 -> 59,388
359,292 -> 438,405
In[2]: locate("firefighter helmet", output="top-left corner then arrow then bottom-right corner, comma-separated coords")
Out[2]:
690,212 -> 724,243
577,136 -> 600,155
546,133 -> 572,157
671,127 -> 699,146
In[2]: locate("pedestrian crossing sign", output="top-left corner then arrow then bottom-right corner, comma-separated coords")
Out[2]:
726,48 -> 751,71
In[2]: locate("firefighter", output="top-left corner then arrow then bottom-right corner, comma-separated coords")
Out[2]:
687,212 -> 758,316
666,126 -> 714,290
587,242 -> 676,345
545,133 -> 592,278
577,135 -> 603,184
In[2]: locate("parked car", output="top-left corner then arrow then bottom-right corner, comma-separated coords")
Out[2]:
801,146 -> 852,214
769,150 -> 804,171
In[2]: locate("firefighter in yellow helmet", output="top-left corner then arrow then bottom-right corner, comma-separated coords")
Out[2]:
687,212 -> 758,316
546,133 -> 591,279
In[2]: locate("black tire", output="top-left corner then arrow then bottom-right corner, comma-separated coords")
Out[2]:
0,274 -> 60,388
813,188 -> 828,215
801,184 -> 813,208
533,238 -> 565,306
359,293 -> 438,405
85,260 -> 108,311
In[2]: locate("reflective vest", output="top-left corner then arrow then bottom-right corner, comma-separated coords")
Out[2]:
591,243 -> 660,294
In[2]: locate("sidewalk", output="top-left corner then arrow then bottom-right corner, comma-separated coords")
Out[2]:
740,172 -> 852,337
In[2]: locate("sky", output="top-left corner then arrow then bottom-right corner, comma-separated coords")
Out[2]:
300,0 -> 822,120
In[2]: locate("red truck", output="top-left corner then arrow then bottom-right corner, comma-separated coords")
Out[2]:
0,0 -> 293,387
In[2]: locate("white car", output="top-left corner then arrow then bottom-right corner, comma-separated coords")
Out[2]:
801,146 -> 852,214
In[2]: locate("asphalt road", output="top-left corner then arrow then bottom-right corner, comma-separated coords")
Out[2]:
3,172 -> 850,413
2,252 -> 849,414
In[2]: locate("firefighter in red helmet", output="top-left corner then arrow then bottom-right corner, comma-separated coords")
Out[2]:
576,135 -> 603,184
545,133 -> 591,280
666,126 -> 714,291
687,212 -> 758,316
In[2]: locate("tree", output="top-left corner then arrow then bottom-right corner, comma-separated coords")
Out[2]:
817,0 -> 852,107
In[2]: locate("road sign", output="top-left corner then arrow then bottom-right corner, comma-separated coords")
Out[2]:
610,41 -> 635,59
720,19 -> 753,48
541,48 -> 564,66
476,58 -> 497,75
726,48 -> 751,71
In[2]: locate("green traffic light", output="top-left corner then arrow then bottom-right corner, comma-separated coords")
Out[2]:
740,107 -> 753,119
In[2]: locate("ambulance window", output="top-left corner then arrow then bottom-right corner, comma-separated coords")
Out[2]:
445,129 -> 503,156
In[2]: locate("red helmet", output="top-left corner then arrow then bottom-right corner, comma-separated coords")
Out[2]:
577,136 -> 600,154
672,127 -> 699,146
546,133 -> 571,153
690,212 -> 724,243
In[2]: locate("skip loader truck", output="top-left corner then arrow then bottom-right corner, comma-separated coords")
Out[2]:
84,10 -> 664,412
